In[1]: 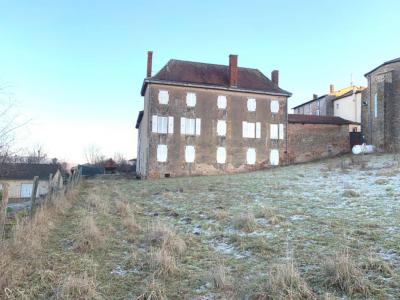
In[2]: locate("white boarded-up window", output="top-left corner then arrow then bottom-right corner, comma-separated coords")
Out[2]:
270,124 -> 284,140
152,115 -> 173,134
247,98 -> 256,111
185,145 -> 195,163
271,100 -> 279,113
243,121 -> 260,138
374,93 -> 378,118
186,92 -> 196,107
217,95 -> 227,109
158,90 -> 169,104
157,144 -> 167,162
270,149 -> 279,165
256,122 -> 261,138
247,148 -> 256,165
216,147 -> 226,164
270,124 -> 279,139
181,117 -> 201,136
217,120 -> 227,136
279,124 -> 284,140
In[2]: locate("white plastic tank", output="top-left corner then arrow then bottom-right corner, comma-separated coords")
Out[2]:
352,143 -> 375,155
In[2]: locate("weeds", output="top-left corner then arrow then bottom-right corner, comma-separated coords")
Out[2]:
57,272 -> 101,300
74,215 -> 104,252
233,212 -> 257,232
210,264 -> 233,291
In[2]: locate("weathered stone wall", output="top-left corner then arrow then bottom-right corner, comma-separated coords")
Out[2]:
144,84 -> 288,178
362,62 -> 400,152
287,123 -> 350,164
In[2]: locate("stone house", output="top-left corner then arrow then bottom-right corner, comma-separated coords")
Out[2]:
136,52 -> 292,178
362,58 -> 400,152
0,163 -> 60,201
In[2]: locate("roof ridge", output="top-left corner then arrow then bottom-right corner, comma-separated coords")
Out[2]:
168,58 -> 260,71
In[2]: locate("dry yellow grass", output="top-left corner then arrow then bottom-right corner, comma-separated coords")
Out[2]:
256,262 -> 316,300
233,212 -> 257,232
136,279 -> 167,300
74,215 -> 105,252
211,264 -> 233,291
323,250 -> 373,297
150,247 -> 178,276
57,272 -> 101,300
147,222 -> 186,256
123,214 -> 140,233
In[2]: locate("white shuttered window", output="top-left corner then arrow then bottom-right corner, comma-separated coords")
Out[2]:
243,121 -> 261,138
270,100 -> 279,113
152,116 -> 174,134
158,90 -> 169,104
217,96 -> 227,109
270,124 -> 284,140
181,117 -> 201,136
247,98 -> 256,111
217,120 -> 227,136
216,147 -> 226,164
270,149 -> 279,165
247,148 -> 256,165
186,92 -> 196,107
157,145 -> 168,162
185,146 -> 195,163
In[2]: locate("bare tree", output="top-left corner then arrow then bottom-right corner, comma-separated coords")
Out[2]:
113,152 -> 127,165
84,144 -> 105,166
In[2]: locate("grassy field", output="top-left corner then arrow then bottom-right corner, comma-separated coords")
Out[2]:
1,154 -> 400,299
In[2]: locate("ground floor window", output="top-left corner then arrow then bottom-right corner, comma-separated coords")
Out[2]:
157,144 -> 168,162
216,147 -> 226,164
270,149 -> 279,165
185,145 -> 195,163
246,148 -> 256,165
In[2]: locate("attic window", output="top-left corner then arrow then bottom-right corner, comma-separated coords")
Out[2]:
186,92 -> 196,107
217,96 -> 227,109
158,90 -> 169,105
270,100 -> 279,113
247,98 -> 256,111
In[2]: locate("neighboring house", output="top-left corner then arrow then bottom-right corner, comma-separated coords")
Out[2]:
136,51 -> 292,178
293,85 -> 365,132
0,163 -> 60,201
287,114 -> 359,164
362,57 -> 400,152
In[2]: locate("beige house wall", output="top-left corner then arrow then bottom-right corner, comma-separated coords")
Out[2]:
333,92 -> 362,130
0,180 -> 49,201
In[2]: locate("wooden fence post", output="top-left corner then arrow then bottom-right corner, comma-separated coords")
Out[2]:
30,176 -> 39,218
0,183 -> 9,240
48,173 -> 53,202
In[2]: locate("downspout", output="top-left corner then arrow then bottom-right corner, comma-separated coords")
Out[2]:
285,97 -> 289,165
369,76 -> 372,145
146,87 -> 152,179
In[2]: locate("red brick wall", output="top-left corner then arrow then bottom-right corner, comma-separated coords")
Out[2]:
288,123 -> 350,164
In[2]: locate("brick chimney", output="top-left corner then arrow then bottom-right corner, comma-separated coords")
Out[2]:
147,51 -> 153,78
229,54 -> 238,87
313,94 -> 318,99
271,70 -> 279,86
329,84 -> 335,94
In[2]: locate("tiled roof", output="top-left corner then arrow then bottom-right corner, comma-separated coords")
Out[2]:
288,114 -> 359,125
0,163 -> 59,180
141,59 -> 291,96
292,94 -> 328,109
365,57 -> 400,76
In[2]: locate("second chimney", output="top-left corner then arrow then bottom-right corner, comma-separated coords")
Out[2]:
271,70 -> 279,86
329,84 -> 335,94
313,94 -> 318,99
229,54 -> 238,87
147,51 -> 153,78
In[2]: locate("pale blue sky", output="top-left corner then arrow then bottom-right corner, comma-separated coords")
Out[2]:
1,0 -> 399,162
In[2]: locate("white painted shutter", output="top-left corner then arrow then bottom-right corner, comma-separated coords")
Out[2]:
158,90 -> 169,104
246,148 -> 256,165
157,145 -> 168,162
181,117 -> 186,135
270,100 -> 279,113
256,122 -> 261,138
186,92 -> 196,107
196,118 -> 201,136
242,121 -> 247,138
270,124 -> 279,139
185,145 -> 195,163
152,115 -> 158,133
217,95 -> 227,109
168,116 -> 174,134
158,116 -> 168,134
217,120 -> 226,136
247,98 -> 256,111
247,122 -> 255,138
216,147 -> 226,164
185,118 -> 194,135
270,149 -> 279,165
279,124 -> 284,140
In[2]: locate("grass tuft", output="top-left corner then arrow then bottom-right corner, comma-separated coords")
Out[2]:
57,272 -> 101,299
210,264 -> 233,291
233,212 -> 257,232
74,215 -> 104,252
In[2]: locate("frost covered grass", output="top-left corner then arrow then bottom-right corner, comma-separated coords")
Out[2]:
2,154 -> 400,299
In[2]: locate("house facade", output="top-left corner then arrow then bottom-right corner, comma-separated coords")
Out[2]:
136,52 -> 292,178
293,85 -> 365,132
362,58 -> 400,152
0,163 -> 60,201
